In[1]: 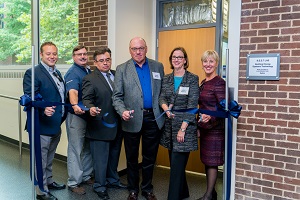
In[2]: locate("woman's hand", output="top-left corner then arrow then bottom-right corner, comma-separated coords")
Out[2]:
198,113 -> 211,123
177,130 -> 185,143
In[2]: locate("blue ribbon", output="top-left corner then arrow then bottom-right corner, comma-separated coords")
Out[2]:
172,99 -> 241,200
20,94 -> 117,191
101,113 -> 117,128
20,94 -> 50,192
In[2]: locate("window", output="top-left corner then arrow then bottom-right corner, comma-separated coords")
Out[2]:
0,0 -> 78,66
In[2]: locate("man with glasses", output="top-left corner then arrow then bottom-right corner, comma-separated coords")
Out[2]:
23,41 -> 66,200
112,37 -> 165,200
64,45 -> 93,195
82,47 -> 127,200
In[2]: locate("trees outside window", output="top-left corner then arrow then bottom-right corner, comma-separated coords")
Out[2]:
0,0 -> 78,65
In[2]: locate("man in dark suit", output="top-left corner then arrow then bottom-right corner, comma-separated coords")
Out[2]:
82,47 -> 126,200
23,42 -> 66,200
112,37 -> 165,200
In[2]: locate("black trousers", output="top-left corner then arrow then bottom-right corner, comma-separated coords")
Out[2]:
123,111 -> 161,193
167,151 -> 190,200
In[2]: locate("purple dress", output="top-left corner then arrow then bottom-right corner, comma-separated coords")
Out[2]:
198,76 -> 225,166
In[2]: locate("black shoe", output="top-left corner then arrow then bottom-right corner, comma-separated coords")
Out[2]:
142,191 -> 157,200
36,192 -> 57,200
97,190 -> 110,200
48,181 -> 66,190
127,192 -> 138,200
107,182 -> 128,189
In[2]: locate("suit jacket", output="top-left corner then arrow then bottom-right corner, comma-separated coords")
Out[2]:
23,63 -> 66,136
82,68 -> 118,141
112,58 -> 165,133
159,71 -> 199,152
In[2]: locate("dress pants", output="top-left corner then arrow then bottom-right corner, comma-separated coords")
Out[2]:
167,151 -> 190,200
66,113 -> 93,187
106,130 -> 123,185
124,111 -> 161,193
37,133 -> 61,194
90,139 -> 109,192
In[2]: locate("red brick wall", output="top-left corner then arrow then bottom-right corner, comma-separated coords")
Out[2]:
237,0 -> 300,199
79,0 -> 108,68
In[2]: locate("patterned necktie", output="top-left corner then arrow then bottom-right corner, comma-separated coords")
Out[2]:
106,72 -> 114,90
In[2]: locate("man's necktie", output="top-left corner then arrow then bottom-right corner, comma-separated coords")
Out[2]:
106,72 -> 114,90
53,71 -> 63,82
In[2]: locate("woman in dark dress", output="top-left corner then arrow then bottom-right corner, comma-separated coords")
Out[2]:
159,47 -> 199,200
197,50 -> 225,200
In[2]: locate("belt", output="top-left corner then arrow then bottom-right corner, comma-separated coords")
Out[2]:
143,108 -> 153,113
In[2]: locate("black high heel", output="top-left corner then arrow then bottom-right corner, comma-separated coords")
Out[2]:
212,189 -> 217,200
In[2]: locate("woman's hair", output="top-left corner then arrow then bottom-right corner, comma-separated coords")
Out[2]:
201,50 -> 219,64
169,47 -> 189,69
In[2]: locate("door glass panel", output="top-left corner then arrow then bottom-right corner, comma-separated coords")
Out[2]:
162,0 -> 215,28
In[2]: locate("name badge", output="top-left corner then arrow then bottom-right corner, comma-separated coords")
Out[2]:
152,72 -> 161,80
178,86 -> 189,95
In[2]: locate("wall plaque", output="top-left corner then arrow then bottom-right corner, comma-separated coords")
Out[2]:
246,53 -> 280,80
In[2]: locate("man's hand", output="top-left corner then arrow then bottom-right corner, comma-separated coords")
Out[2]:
90,107 -> 101,116
122,110 -> 134,121
72,104 -> 85,115
44,106 -> 56,116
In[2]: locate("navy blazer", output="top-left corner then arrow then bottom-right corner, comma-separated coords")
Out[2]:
23,63 -> 66,136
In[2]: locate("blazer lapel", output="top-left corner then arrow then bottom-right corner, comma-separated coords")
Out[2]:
39,65 -> 60,92
95,68 -> 113,93
128,60 -> 142,92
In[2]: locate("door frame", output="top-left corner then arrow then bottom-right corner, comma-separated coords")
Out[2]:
156,0 -> 224,72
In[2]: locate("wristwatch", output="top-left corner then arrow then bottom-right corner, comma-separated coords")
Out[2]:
180,128 -> 186,132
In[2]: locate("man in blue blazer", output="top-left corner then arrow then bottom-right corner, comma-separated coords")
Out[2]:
112,37 -> 165,200
23,42 -> 67,200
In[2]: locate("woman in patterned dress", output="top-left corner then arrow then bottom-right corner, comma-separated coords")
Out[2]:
197,50 -> 225,200
159,47 -> 199,200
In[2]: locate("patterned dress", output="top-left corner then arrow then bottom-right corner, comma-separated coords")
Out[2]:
198,76 -> 225,166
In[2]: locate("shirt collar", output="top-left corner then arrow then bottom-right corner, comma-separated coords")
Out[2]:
133,57 -> 148,67
41,61 -> 57,73
74,62 -> 91,72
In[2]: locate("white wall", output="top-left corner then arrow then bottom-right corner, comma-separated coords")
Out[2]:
108,0 -> 156,69
227,1 -> 242,199
108,0 -> 156,169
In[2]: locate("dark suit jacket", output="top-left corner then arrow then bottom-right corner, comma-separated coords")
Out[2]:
112,58 -> 165,133
82,68 -> 118,141
23,63 -> 66,136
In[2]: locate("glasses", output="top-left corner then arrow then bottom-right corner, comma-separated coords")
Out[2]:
130,47 -> 146,52
172,56 -> 184,61
74,53 -> 88,56
95,58 -> 111,63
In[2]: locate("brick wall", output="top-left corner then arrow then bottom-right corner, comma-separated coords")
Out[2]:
237,0 -> 300,199
79,0 -> 108,68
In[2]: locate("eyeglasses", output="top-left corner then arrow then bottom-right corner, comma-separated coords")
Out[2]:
130,47 -> 146,52
172,56 -> 184,60
95,58 -> 111,63
74,53 -> 88,56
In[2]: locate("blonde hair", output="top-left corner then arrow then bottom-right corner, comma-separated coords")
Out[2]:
201,50 -> 219,64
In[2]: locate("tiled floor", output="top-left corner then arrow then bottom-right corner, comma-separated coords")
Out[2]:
0,139 -> 223,200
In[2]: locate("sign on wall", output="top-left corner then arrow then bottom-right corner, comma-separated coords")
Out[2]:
246,53 -> 280,80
